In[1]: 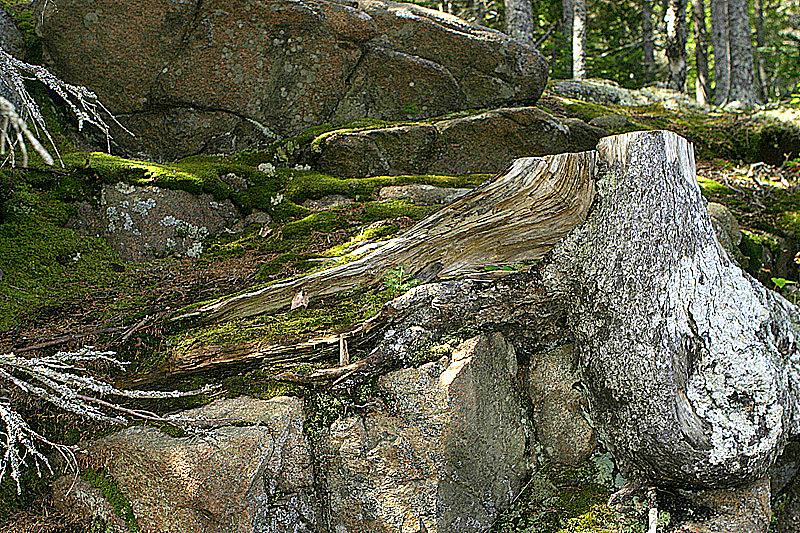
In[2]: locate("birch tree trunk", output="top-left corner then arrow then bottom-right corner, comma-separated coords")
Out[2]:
642,0 -> 655,84
504,0 -> 535,47
546,130 -> 800,487
710,0 -> 730,105
666,0 -> 688,92
727,0 -> 757,107
572,0 -> 587,80
692,0 -> 711,104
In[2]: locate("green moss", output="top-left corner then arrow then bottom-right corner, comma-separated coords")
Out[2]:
0,169 -> 123,329
0,467 -> 49,522
82,468 -> 141,533
63,152 -> 283,207
1,0 -> 41,61
491,457 -> 643,533
697,177 -> 732,197
170,284 -> 396,353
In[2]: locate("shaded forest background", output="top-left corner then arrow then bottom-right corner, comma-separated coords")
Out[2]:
408,0 -> 800,104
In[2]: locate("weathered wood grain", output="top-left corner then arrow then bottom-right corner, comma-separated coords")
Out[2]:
185,151 -> 597,322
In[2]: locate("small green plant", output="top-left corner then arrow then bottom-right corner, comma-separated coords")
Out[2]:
771,277 -> 796,290
382,265 -> 418,295
82,468 -> 141,532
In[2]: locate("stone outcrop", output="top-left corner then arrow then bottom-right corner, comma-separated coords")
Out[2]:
316,333 -> 532,533
55,396 -> 317,533
0,6 -> 24,59
40,0 -> 548,160
313,107 -> 604,177
69,183 -> 242,262
525,344 -> 596,465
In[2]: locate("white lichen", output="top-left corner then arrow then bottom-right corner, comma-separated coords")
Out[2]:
0,348 -> 215,494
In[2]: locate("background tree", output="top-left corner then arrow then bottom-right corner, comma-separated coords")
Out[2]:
572,0 -> 587,79
665,0 -> 688,92
504,0 -> 536,46
692,0 -> 710,103
710,0 -> 729,104
727,0 -> 758,106
642,0 -> 655,84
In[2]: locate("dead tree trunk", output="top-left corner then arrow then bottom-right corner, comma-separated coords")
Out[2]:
183,152 -> 596,322
545,130 -> 800,487
175,131 -> 800,489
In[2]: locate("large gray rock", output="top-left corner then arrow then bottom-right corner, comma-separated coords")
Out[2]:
314,107 -> 600,177
526,344 -> 597,465
0,6 -> 25,59
55,396 -> 317,533
316,333 -> 531,533
40,0 -> 548,160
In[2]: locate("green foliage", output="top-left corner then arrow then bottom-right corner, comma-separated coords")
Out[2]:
82,468 -> 141,533
0,467 -> 48,521
491,458 -> 643,533
382,265 -> 419,295
0,168 -> 121,329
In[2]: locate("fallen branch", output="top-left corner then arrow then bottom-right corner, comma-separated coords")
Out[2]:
182,151 -> 596,323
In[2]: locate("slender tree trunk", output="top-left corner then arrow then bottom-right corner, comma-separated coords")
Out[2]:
692,0 -> 711,104
753,0 -> 769,101
562,0 -> 574,77
666,0 -> 688,92
505,0 -> 536,47
727,0 -> 757,107
710,0 -> 730,105
572,0 -> 587,80
642,1 -> 655,84
475,0 -> 487,25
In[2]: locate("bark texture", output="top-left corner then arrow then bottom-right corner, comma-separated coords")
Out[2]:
505,0 -> 535,47
666,0 -> 688,92
692,0 -> 710,104
572,0 -> 587,80
710,0 -> 729,104
546,130 -> 800,487
642,0 -> 655,84
727,0 -> 757,107
188,152 -> 596,322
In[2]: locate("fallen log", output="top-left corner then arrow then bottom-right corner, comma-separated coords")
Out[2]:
181,151 -> 597,323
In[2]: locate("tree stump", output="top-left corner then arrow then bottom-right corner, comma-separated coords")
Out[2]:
547,130 -> 800,487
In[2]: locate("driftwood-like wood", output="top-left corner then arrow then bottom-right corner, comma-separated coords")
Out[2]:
129,311 -> 391,386
547,130 -> 800,488
183,152 -> 596,322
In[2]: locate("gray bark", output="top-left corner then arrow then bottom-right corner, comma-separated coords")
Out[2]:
546,130 -> 800,487
666,0 -> 688,92
572,0 -> 587,80
710,0 -> 730,105
505,0 -> 535,47
727,0 -> 757,107
692,0 -> 711,104
642,0 -> 655,84
753,0 -> 768,101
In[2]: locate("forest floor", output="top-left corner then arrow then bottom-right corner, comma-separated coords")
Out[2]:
1,86 -> 799,532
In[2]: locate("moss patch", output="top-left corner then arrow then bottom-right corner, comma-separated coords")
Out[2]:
0,169 -> 123,329
82,468 -> 141,533
491,457 -> 643,533
543,96 -> 800,165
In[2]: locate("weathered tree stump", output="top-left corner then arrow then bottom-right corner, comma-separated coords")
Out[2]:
182,151 -> 596,322
546,130 -> 800,487
172,130 -> 800,490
